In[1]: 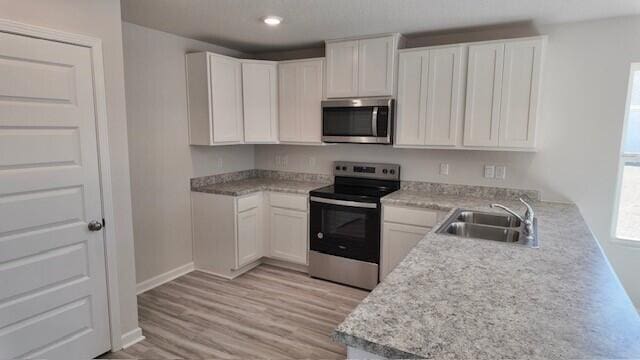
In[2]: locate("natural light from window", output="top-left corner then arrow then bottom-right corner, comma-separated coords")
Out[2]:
615,66 -> 640,241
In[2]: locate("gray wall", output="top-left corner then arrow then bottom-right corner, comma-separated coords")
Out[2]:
122,23 -> 255,284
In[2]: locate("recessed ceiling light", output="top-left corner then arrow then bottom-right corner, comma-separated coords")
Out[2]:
262,16 -> 283,26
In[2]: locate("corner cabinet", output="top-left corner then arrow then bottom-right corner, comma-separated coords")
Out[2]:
241,60 -> 279,143
186,52 -> 244,145
463,37 -> 544,149
325,34 -> 401,98
278,58 -> 324,144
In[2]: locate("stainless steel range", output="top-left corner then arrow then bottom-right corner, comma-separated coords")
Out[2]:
308,161 -> 400,290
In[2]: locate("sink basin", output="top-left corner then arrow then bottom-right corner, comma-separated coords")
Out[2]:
456,210 -> 521,228
436,208 -> 537,247
440,222 -> 520,243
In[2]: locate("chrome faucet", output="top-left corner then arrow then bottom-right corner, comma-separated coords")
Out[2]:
490,198 -> 538,247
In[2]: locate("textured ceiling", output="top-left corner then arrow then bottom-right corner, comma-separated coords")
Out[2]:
121,0 -> 640,53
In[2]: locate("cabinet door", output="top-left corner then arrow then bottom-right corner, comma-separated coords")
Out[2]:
463,43 -> 504,147
209,54 -> 244,143
270,207 -> 308,265
499,39 -> 543,148
326,40 -> 359,98
425,46 -> 463,146
242,62 -> 278,143
237,207 -> 261,268
381,222 -> 429,280
396,50 -> 428,146
297,60 -> 324,143
278,62 -> 299,142
358,36 -> 395,97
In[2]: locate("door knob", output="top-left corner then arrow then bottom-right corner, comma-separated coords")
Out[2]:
88,220 -> 103,231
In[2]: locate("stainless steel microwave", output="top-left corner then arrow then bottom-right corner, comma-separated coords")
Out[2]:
321,98 -> 394,144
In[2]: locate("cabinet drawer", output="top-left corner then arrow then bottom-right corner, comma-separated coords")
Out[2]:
269,192 -> 308,211
383,205 -> 441,227
237,193 -> 261,212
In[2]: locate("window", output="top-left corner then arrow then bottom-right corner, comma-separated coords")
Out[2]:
614,65 -> 640,241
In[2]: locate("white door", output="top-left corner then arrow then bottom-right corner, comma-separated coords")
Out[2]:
242,61 -> 278,143
358,36 -> 394,97
326,40 -> 359,98
499,39 -> 543,148
297,60 -> 324,143
381,223 -> 429,280
396,50 -> 428,146
463,43 -> 504,147
270,207 -> 308,265
0,32 -> 110,358
209,54 -> 244,143
237,208 -> 261,268
424,46 -> 463,146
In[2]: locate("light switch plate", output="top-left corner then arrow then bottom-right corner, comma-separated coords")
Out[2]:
484,165 -> 495,179
440,163 -> 449,176
495,165 -> 506,180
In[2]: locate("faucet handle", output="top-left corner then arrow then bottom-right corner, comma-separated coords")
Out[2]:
519,198 -> 534,220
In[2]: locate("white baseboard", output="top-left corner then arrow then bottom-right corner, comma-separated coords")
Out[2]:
136,262 -> 194,295
120,327 -> 145,349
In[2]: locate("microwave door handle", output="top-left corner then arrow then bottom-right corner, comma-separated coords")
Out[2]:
371,106 -> 378,137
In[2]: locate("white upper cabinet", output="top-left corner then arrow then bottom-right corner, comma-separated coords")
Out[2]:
326,40 -> 359,98
278,58 -> 324,144
463,42 -> 504,147
241,61 -> 278,143
358,36 -> 395,97
396,45 -> 464,147
463,37 -> 544,149
498,39 -> 543,148
326,34 -> 400,98
186,52 -> 244,145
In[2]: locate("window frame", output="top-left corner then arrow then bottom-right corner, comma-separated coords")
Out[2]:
612,63 -> 640,246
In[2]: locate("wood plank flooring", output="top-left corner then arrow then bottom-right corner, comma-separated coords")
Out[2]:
100,264 -> 369,359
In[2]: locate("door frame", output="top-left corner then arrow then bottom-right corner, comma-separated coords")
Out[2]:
0,19 -> 124,350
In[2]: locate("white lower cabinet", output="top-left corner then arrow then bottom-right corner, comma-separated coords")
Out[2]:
268,192 -> 309,265
237,206 -> 262,268
192,191 -> 309,278
269,207 -> 309,265
380,205 -> 445,280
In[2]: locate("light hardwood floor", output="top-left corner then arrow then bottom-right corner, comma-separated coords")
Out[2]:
100,264 -> 369,359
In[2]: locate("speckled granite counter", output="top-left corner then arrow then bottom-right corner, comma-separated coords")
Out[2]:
334,191 -> 640,359
191,177 -> 328,196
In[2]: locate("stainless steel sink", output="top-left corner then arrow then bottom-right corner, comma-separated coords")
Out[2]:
455,210 -> 521,228
440,222 -> 520,243
436,208 -> 537,247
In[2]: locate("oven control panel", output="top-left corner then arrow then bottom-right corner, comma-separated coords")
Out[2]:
333,161 -> 400,180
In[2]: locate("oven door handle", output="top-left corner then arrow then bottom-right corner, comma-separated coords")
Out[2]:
310,197 -> 378,209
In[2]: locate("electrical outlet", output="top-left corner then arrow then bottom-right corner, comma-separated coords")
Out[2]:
217,157 -> 223,169
440,163 -> 449,176
308,156 -> 316,169
281,155 -> 288,167
484,165 -> 495,179
495,165 -> 506,180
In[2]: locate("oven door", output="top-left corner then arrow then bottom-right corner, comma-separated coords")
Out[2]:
321,98 -> 393,144
309,197 -> 380,264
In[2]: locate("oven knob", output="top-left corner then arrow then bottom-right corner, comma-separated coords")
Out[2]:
382,169 -> 388,174
341,166 -> 347,171
317,232 -> 323,239
390,169 -> 396,175
335,166 -> 340,170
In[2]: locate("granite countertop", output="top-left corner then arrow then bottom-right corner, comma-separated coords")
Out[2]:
191,177 -> 329,196
334,190 -> 640,359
